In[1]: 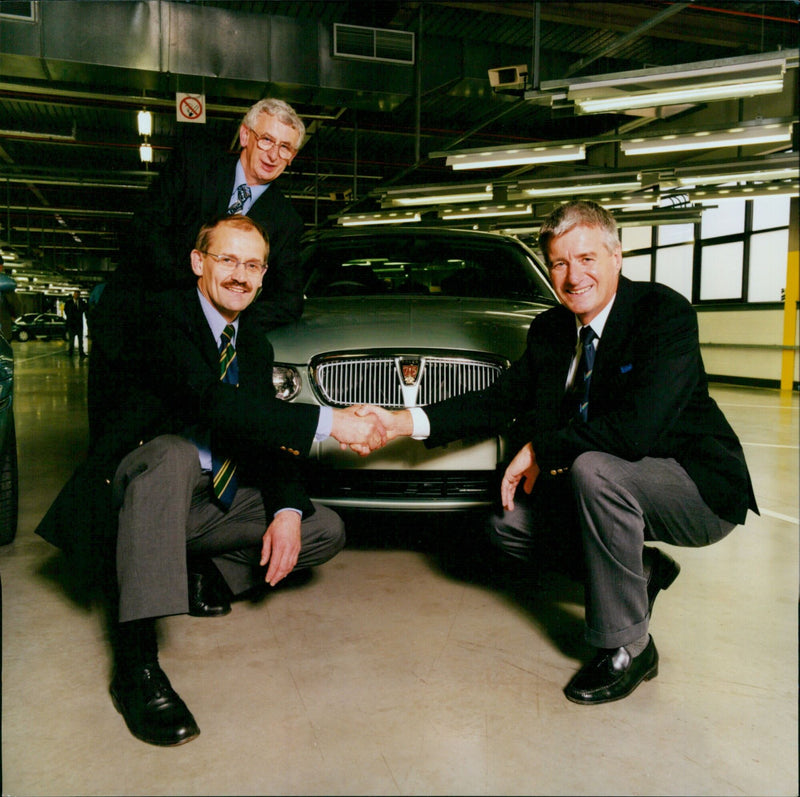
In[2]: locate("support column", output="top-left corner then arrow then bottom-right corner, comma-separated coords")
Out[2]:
780,197 -> 798,391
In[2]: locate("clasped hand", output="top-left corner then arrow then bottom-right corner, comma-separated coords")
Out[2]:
329,405 -> 410,456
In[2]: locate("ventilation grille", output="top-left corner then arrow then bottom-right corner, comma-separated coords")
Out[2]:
333,23 -> 414,65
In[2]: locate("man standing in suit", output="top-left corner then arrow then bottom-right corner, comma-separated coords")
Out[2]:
64,290 -> 87,358
362,200 -> 758,705
117,96 -> 306,328
38,215 -> 387,746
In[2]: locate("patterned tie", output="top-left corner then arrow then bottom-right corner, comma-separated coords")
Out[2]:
227,183 -> 251,215
211,324 -> 239,508
575,325 -> 597,422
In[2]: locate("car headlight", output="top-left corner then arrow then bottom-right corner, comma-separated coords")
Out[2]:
272,365 -> 302,401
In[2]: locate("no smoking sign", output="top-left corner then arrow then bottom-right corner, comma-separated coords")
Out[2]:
176,93 -> 206,124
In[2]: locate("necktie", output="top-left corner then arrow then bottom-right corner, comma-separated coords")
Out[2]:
227,183 -> 251,215
575,325 -> 597,422
211,324 -> 239,508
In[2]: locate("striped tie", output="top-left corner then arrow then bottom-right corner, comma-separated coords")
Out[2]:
227,183 -> 251,215
211,324 -> 239,508
576,325 -> 597,422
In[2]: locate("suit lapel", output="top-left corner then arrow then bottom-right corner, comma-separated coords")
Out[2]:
182,290 -> 220,370
593,277 -> 634,389
206,156 -> 238,217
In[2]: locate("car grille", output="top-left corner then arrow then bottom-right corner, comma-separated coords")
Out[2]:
309,469 -> 498,504
310,354 -> 506,408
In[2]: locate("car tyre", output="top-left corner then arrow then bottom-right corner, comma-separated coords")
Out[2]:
0,412 -> 19,545
17,330 -> 29,342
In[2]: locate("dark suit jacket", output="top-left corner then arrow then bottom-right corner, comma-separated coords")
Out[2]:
425,276 -> 757,526
64,296 -> 86,332
37,287 -> 321,568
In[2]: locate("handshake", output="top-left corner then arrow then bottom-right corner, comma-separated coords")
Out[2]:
329,405 -> 413,456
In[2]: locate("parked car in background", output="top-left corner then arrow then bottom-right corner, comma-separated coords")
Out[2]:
11,312 -> 68,342
0,274 -> 18,544
268,226 -> 558,512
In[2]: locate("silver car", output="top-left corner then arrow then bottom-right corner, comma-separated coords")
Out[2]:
269,226 -> 558,512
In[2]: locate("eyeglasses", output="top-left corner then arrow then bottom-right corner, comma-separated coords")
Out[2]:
201,251 -> 267,276
246,127 -> 297,160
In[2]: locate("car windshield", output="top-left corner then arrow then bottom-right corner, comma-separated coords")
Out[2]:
302,232 -> 556,302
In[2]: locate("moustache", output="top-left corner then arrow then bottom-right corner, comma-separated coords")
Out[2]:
221,278 -> 251,290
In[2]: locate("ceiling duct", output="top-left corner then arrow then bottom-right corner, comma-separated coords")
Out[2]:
333,23 -> 414,65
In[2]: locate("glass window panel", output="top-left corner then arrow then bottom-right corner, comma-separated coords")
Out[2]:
752,195 -> 791,230
700,198 -> 745,239
700,242 -> 744,300
622,254 -> 651,282
658,223 -> 694,245
748,229 -> 789,302
655,245 -> 693,300
621,225 -> 652,251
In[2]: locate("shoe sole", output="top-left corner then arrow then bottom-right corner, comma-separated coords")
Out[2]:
188,606 -> 231,617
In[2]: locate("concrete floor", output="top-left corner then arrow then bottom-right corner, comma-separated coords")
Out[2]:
1,340 -> 798,796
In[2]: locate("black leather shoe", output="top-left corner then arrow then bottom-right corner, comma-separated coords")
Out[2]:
188,567 -> 231,617
564,636 -> 659,705
110,662 -> 200,746
645,547 -> 680,615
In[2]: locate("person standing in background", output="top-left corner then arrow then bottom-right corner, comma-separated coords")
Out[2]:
64,290 -> 87,358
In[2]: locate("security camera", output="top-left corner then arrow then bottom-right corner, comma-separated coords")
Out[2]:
488,65 -> 528,90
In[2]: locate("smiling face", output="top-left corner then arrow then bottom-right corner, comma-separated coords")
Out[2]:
238,111 -> 300,185
190,222 -> 267,322
545,224 -> 622,326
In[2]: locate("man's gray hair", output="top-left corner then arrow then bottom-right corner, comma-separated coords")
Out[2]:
538,200 -> 620,266
242,98 -> 306,148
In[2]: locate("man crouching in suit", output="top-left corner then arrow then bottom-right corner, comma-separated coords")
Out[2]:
37,215 -> 387,746
361,199 -> 758,705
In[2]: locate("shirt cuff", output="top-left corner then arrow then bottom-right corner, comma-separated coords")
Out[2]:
315,405 -> 333,442
409,407 -> 430,439
274,508 -> 303,520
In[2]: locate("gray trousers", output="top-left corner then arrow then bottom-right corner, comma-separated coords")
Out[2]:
487,452 -> 736,650
112,435 -> 345,623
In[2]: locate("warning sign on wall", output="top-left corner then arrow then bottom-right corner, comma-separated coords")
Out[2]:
176,93 -> 206,124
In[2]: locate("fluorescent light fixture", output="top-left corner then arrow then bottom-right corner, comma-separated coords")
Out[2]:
519,176 -> 641,198
439,203 -> 532,220
676,166 -> 799,187
573,77 -> 784,114
137,110 -> 153,136
593,194 -> 658,210
389,192 -> 490,206
621,123 -> 793,156
444,144 -> 585,170
688,181 -> 798,201
381,184 -> 493,207
612,208 -> 704,228
139,143 -> 153,163
567,53 -> 788,114
338,211 -> 421,227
